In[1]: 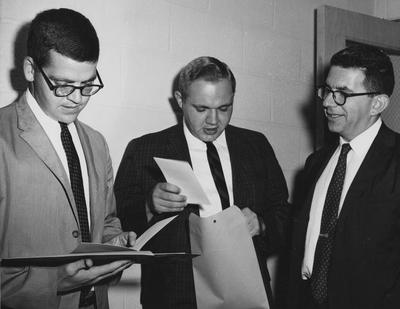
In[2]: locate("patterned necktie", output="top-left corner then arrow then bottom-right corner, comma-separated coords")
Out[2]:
206,142 -> 230,209
59,122 -> 91,242
311,143 -> 352,304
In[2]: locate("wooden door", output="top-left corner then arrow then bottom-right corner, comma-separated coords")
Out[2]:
316,5 -> 400,148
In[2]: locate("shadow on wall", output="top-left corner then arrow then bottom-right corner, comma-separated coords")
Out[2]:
274,87 -> 316,309
168,70 -> 183,125
10,22 -> 30,101
274,12 -> 319,307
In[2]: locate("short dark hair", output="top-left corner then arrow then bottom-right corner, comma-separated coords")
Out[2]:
27,8 -> 99,66
330,45 -> 394,96
177,56 -> 236,100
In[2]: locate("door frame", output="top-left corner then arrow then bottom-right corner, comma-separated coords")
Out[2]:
316,5 -> 400,148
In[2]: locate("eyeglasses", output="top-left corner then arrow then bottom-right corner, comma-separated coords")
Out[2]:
316,85 -> 380,106
36,64 -> 104,97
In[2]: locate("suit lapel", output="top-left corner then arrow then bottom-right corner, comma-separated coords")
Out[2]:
338,124 -> 395,225
16,95 -> 79,224
300,143 -> 338,221
225,126 -> 255,208
166,123 -> 192,165
75,121 -> 98,234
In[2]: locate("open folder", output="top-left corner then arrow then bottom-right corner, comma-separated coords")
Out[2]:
1,215 -> 196,267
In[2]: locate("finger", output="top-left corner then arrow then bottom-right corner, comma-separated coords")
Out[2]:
153,200 -> 187,213
127,231 -> 136,247
156,190 -> 187,202
87,260 -> 132,283
87,260 -> 131,277
65,259 -> 91,275
241,208 -> 250,218
90,262 -> 132,285
83,259 -> 90,270
158,182 -> 181,193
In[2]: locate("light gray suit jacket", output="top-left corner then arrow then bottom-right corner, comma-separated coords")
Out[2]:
0,93 -> 122,309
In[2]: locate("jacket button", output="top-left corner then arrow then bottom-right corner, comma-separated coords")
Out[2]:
72,230 -> 80,238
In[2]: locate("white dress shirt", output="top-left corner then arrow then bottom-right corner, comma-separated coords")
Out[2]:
302,118 -> 382,279
26,90 -> 91,226
184,122 -> 234,217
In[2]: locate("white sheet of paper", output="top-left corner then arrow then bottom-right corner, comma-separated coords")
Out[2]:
154,157 -> 210,205
133,215 -> 178,250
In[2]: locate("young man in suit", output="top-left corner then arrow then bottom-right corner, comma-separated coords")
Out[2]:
0,8 -> 135,309
288,45 -> 400,309
114,56 -> 290,308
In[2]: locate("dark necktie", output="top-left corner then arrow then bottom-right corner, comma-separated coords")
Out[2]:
206,142 -> 230,209
60,122 -> 93,306
311,143 -> 351,304
59,122 -> 91,242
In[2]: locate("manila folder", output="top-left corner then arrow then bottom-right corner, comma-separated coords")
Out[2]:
189,206 -> 269,309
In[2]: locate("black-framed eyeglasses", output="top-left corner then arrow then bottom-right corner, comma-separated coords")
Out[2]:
36,64 -> 104,97
316,85 -> 380,106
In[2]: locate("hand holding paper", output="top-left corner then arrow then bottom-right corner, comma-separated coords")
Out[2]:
57,258 -> 132,293
151,182 -> 187,213
105,231 -> 137,247
154,157 -> 210,205
241,207 -> 262,236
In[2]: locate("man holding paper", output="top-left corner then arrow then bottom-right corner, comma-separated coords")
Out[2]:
115,56 -> 290,308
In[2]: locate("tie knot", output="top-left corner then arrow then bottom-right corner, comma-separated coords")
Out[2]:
340,143 -> 351,156
205,141 -> 216,150
59,121 -> 68,130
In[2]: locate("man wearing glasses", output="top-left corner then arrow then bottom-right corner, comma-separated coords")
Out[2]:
288,44 -> 400,309
0,8 -> 135,309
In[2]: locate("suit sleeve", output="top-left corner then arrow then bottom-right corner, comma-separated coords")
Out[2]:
1,266 -> 68,309
114,140 -> 150,236
255,135 -> 291,256
101,136 -> 124,242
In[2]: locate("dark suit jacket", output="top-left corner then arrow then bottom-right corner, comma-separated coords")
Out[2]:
287,124 -> 400,309
115,123 -> 290,309
0,94 -> 122,309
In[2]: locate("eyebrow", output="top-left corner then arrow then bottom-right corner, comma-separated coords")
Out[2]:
194,102 -> 233,109
325,84 -> 352,92
49,74 -> 97,84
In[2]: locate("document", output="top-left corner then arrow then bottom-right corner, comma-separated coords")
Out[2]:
1,215 -> 194,267
154,157 -> 210,205
190,206 -> 270,309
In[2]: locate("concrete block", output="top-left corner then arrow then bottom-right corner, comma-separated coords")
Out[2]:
243,26 -> 301,80
166,0 -> 209,11
233,73 -> 272,123
209,0 -> 274,26
271,79 -> 314,129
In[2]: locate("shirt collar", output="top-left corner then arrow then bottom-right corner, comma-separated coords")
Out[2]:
340,118 -> 382,158
26,90 -> 73,130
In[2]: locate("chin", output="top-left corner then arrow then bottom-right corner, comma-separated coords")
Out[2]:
58,115 -> 78,124
197,136 -> 213,143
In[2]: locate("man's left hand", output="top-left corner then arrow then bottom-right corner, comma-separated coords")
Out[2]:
241,207 -> 264,237
106,231 -> 137,247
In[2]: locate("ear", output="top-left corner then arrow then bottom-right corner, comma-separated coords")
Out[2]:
174,90 -> 183,109
23,56 -> 35,82
370,94 -> 389,116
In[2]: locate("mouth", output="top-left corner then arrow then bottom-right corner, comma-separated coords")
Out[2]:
203,127 -> 218,135
61,105 -> 82,112
325,110 -> 343,119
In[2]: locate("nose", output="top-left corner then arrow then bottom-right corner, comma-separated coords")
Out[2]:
206,109 -> 218,124
322,92 -> 336,108
67,88 -> 83,104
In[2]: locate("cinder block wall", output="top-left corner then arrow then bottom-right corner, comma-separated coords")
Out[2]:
0,1 -> 377,308
375,0 -> 400,19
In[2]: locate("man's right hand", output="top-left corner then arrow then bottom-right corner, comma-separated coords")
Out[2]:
150,182 -> 187,214
57,258 -> 132,293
